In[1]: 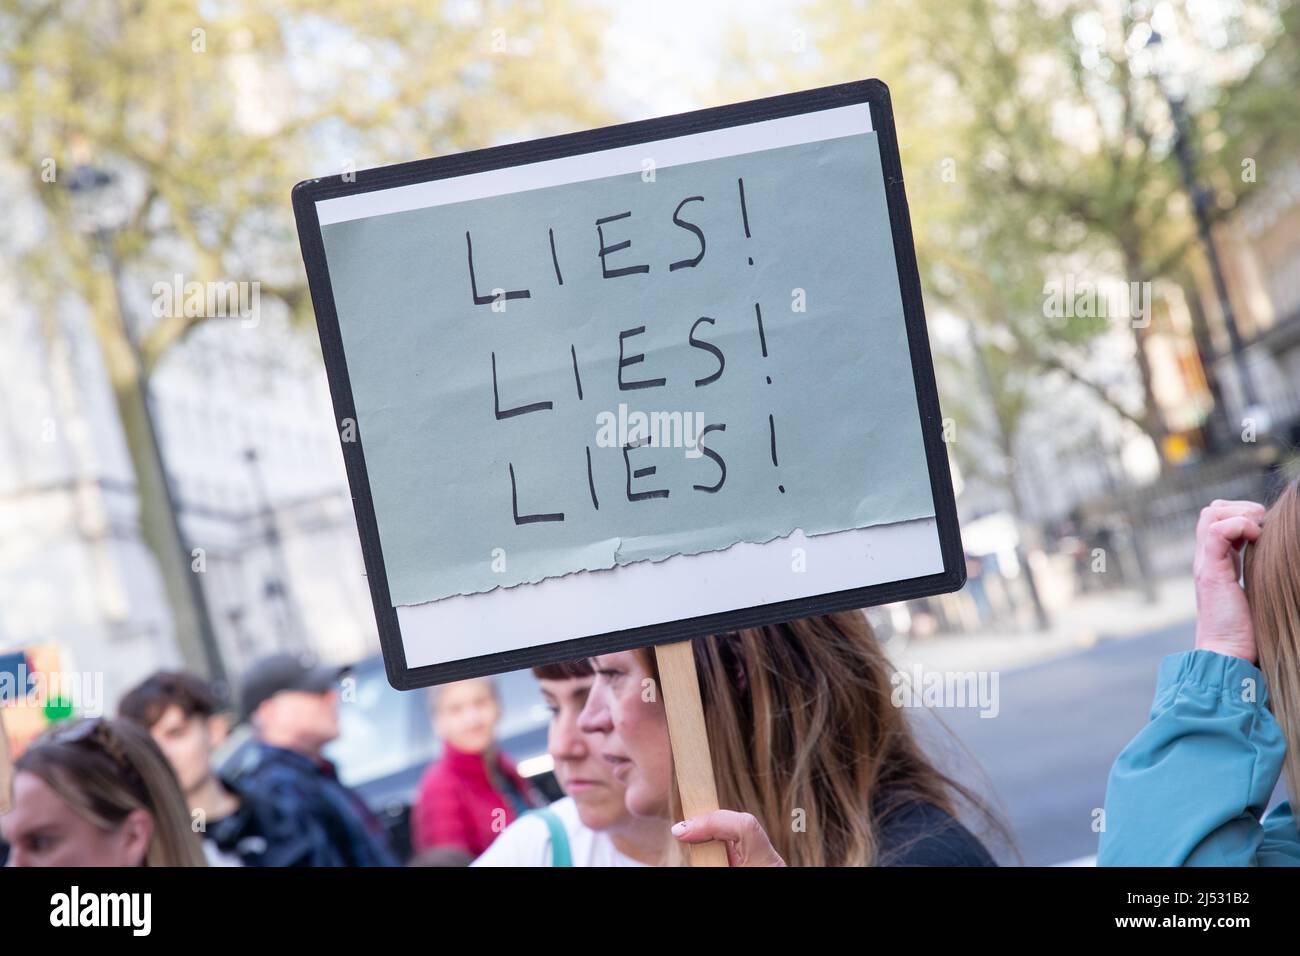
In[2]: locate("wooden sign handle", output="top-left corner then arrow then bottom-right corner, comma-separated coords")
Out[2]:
655,640 -> 729,867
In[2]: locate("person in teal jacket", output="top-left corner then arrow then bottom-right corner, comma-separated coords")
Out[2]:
1099,490 -> 1300,866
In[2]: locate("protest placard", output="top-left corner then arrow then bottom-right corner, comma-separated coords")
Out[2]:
294,79 -> 963,690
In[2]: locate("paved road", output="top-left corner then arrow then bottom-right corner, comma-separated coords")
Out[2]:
912,620 -> 1197,866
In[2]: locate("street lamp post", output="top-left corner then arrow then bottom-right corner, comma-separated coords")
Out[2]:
964,320 -> 1052,632
1148,31 -> 1261,420
66,163 -> 227,684
243,446 -> 309,653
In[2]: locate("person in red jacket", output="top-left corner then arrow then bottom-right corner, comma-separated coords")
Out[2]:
411,677 -> 540,860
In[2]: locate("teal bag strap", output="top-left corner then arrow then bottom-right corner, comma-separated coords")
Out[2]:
528,807 -> 572,867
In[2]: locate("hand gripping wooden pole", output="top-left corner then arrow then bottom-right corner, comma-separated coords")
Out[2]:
655,640 -> 729,867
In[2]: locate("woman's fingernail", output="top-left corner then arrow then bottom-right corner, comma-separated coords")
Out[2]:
671,820 -> 690,836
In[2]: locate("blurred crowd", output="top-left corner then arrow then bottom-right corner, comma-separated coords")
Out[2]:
0,613 -> 1007,868
1,653 -> 563,867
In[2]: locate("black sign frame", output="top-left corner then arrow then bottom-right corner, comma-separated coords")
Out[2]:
292,78 -> 965,690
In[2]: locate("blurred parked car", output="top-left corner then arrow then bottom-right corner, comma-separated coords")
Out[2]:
324,655 -> 562,861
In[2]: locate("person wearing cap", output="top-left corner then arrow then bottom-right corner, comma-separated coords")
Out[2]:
232,653 -> 398,867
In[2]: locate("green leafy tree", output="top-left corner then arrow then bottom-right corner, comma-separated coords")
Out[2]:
797,0 -> 1290,462
0,0 -> 610,675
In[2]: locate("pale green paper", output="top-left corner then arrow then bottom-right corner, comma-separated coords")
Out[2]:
321,132 -> 936,606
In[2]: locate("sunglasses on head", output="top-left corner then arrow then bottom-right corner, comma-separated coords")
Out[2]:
41,717 -> 150,797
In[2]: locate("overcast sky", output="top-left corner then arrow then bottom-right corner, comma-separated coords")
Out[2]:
601,0 -> 809,119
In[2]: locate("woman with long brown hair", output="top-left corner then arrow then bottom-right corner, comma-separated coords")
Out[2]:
577,610 -> 1006,866
1100,481 -> 1300,865
2,716 -> 208,866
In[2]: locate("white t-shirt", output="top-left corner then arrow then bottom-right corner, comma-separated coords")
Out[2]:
471,797 -> 647,867
201,839 -> 243,867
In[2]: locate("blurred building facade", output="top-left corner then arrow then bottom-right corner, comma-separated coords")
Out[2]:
1211,157 -> 1300,439
0,284 -> 377,708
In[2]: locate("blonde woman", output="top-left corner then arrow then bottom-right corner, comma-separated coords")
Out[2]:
1100,483 -> 1300,865
2,717 -> 207,866
578,611 -> 1005,866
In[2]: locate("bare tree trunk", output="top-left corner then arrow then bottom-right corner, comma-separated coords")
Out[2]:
1123,247 -> 1169,466
94,282 -> 226,683
967,320 -> 1051,631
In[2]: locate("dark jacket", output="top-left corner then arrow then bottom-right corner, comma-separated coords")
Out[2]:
875,800 -> 997,866
202,778 -> 275,866
233,742 -> 399,867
